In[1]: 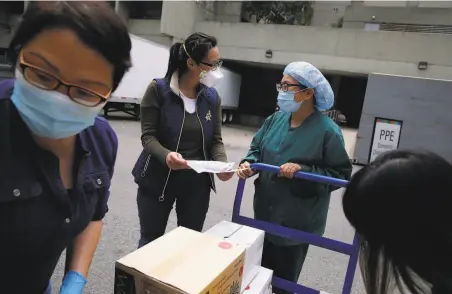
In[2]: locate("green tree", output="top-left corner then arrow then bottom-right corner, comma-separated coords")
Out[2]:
242,1 -> 313,26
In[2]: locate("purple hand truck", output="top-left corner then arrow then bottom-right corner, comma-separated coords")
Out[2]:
232,163 -> 359,294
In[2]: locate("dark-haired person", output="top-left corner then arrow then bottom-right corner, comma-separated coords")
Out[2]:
0,2 -> 131,294
237,62 -> 352,294
132,32 -> 233,247
343,150 -> 452,294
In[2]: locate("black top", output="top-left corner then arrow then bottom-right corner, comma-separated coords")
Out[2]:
178,111 -> 204,160
0,80 -> 118,294
139,79 -> 227,165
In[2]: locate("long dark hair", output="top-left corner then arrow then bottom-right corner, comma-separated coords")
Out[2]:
342,150 -> 452,294
164,32 -> 217,81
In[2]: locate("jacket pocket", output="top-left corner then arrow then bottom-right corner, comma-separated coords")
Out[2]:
83,171 -> 111,203
132,150 -> 152,184
282,196 -> 316,233
132,151 -> 169,196
0,157 -> 42,204
0,179 -> 42,204
288,178 -> 322,199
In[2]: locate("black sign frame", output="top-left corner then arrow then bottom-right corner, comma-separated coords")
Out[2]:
367,117 -> 403,164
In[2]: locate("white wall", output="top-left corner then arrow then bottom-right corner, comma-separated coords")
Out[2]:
128,19 -> 172,47
160,1 -> 215,39
344,2 -> 452,26
418,1 -> 452,8
311,1 -> 351,27
195,21 -> 452,79
215,2 -> 242,22
364,0 -> 408,7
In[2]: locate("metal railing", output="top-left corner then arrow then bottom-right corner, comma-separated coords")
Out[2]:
380,23 -> 452,35
323,109 -> 339,122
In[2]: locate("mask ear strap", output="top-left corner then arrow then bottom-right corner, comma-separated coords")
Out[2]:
183,42 -> 195,67
183,42 -> 207,78
199,70 -> 207,79
182,42 -> 189,57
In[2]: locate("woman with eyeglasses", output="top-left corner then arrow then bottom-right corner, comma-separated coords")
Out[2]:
0,2 -> 131,294
237,62 -> 352,294
132,32 -> 233,248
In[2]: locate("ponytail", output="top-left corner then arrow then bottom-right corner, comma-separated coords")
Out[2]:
164,32 -> 217,81
164,42 -> 182,81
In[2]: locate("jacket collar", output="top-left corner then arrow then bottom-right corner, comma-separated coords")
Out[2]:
170,71 -> 207,97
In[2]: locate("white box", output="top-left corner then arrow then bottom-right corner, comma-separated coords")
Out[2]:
205,221 -> 265,293
243,267 -> 273,294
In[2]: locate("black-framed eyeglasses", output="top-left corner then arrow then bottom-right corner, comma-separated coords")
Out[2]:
276,82 -> 307,93
200,60 -> 223,71
19,54 -> 111,107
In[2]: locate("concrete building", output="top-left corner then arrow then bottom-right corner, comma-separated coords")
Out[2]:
1,1 -> 452,126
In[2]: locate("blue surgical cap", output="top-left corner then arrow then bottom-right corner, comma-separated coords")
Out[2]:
283,62 -> 334,111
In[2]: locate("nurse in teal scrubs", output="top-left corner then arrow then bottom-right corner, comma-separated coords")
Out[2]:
238,62 -> 352,294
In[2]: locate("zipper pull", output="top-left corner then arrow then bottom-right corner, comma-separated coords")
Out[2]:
159,195 -> 165,202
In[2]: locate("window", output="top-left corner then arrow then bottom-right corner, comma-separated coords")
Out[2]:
127,1 -> 163,20
364,23 -> 380,31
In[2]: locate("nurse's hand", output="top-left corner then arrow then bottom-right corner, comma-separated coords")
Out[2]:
166,152 -> 188,170
59,271 -> 87,294
237,161 -> 255,179
279,163 -> 302,179
217,172 -> 234,181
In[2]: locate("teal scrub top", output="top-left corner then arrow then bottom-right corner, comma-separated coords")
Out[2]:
242,111 -> 352,246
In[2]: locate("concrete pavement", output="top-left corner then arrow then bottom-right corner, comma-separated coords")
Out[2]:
50,119 -> 365,294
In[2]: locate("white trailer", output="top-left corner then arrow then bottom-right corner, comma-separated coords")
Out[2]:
103,34 -> 169,119
214,67 -> 241,123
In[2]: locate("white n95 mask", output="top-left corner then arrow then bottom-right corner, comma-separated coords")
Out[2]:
200,69 -> 223,88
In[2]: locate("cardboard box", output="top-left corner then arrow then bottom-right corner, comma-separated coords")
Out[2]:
205,221 -> 265,293
242,267 -> 273,294
114,227 -> 246,294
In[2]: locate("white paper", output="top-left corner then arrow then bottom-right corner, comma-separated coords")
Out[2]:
187,160 -> 236,174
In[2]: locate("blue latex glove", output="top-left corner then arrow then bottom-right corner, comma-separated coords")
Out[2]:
43,280 -> 52,294
59,271 -> 87,294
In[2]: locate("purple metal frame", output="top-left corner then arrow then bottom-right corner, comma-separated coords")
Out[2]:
232,163 -> 359,294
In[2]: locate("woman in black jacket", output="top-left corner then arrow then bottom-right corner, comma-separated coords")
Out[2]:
132,32 -> 233,247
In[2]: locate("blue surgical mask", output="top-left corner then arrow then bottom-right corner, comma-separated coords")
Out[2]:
10,70 -> 105,139
277,91 -> 302,113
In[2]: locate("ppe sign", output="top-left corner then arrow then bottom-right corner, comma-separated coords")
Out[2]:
369,118 -> 402,162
